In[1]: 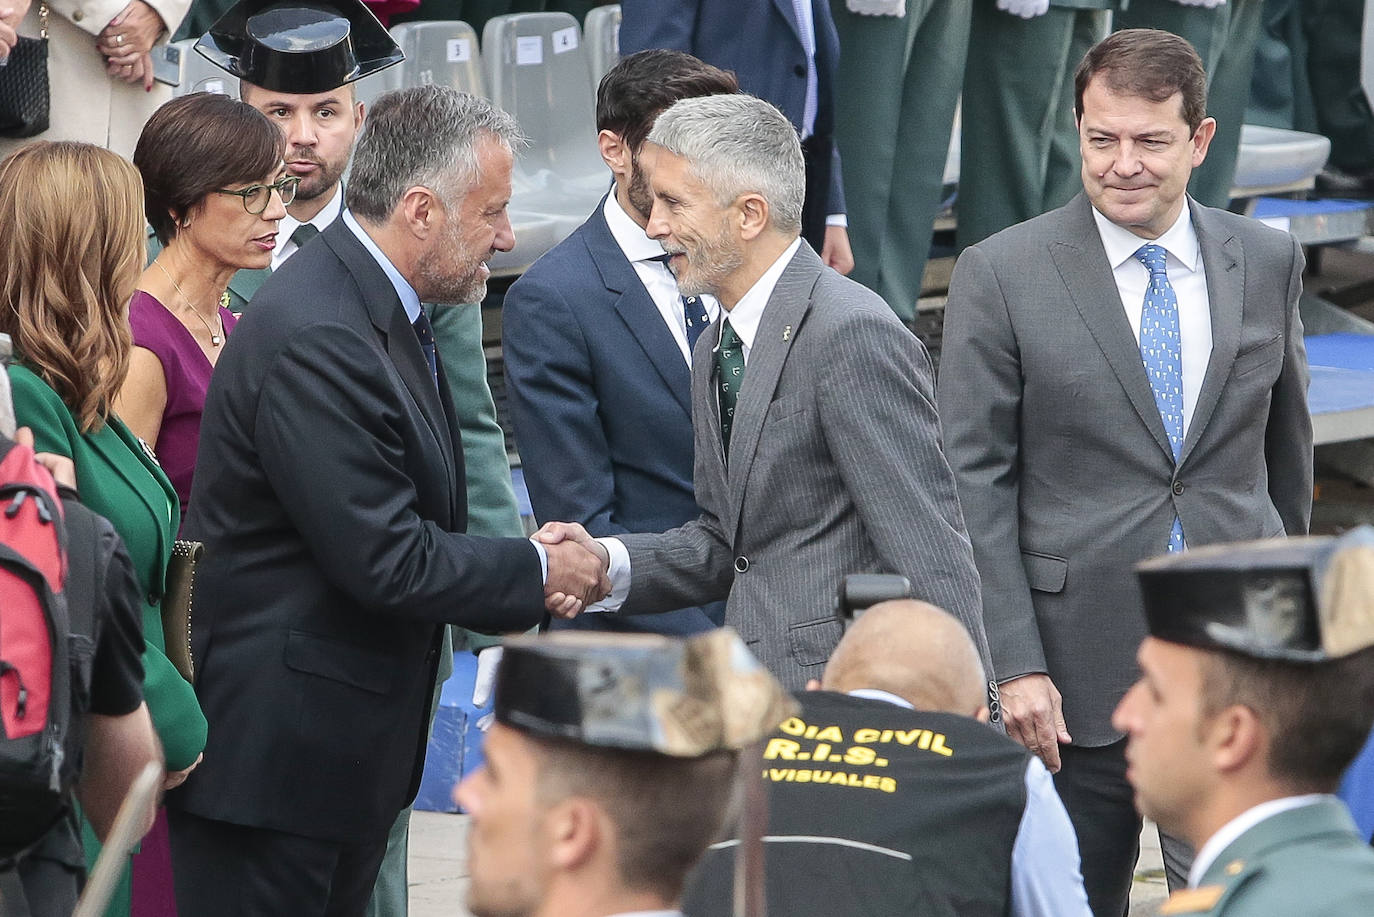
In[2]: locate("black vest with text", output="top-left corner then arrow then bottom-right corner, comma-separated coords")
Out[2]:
683,691 -> 1030,917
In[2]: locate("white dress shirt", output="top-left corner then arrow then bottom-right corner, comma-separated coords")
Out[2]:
591,238 -> 805,611
1188,794 -> 1328,888
272,183 -> 344,271
850,691 -> 1092,917
603,192 -> 719,364
1090,201 -> 1213,435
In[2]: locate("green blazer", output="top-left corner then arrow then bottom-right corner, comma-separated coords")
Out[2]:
1164,798 -> 1374,917
8,365 -> 208,769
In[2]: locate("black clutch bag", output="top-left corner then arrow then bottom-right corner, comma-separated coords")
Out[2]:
161,539 -> 204,683
0,3 -> 49,139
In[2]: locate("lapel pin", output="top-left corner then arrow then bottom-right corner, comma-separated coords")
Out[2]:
782,325 -> 792,342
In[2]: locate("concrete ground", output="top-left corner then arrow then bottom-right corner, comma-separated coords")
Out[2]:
406,810 -> 1170,916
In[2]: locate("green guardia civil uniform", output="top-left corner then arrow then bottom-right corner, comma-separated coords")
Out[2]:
956,0 -> 1116,251
1159,798 -> 1374,917
830,0 -> 972,321
1115,0 -> 1266,209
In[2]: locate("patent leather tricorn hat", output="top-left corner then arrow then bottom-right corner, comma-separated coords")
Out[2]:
494,628 -> 796,757
195,0 -> 403,94
1136,525 -> 1374,663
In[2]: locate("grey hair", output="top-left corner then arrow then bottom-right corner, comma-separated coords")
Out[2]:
346,86 -> 526,223
646,94 -> 804,234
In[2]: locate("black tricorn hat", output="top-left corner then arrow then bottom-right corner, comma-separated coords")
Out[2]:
1136,526 -> 1374,663
195,0 -> 403,94
493,629 -> 796,757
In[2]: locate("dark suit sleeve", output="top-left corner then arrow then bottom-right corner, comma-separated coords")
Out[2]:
816,308 -> 992,678
619,510 -> 735,614
618,0 -> 698,53
503,270 -> 630,536
938,245 -> 1047,682
1266,234 -> 1314,536
254,322 -> 544,627
828,146 -> 846,218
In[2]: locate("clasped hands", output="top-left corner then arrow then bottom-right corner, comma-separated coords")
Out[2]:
536,521 -> 611,619
96,0 -> 165,89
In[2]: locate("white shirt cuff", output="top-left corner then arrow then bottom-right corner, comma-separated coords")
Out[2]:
586,536 -> 631,613
825,214 -> 848,228
529,538 -> 548,581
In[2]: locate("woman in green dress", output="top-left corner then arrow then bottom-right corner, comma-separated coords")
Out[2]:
0,140 -> 208,917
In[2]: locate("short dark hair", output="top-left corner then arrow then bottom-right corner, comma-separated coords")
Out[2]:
595,49 -> 738,153
1074,28 -> 1208,134
134,93 -> 284,246
530,735 -> 738,901
1199,645 -> 1374,793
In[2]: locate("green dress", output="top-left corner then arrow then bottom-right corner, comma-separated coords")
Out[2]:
8,364 -> 208,916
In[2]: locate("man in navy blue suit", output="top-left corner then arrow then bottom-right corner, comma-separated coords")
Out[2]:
619,0 -> 853,276
502,50 -> 738,636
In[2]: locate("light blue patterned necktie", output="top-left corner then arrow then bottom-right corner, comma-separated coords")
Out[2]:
1134,243 -> 1186,553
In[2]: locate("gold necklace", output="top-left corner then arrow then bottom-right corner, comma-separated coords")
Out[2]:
153,260 -> 225,347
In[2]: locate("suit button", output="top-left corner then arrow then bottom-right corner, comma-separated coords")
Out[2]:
1173,481 -> 1185,496
72,9 -> 83,20
734,556 -> 750,573
147,591 -> 162,606
793,63 -> 805,77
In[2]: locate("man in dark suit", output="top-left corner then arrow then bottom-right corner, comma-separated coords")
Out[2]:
939,29 -> 1312,917
540,94 -> 991,696
503,49 -> 737,637
168,85 -> 608,917
618,0 -> 854,276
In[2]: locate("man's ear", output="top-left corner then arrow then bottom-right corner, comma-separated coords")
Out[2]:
546,797 -> 603,872
400,185 -> 439,239
598,129 -> 630,176
353,100 -> 366,139
737,192 -> 770,241
1209,704 -> 1264,776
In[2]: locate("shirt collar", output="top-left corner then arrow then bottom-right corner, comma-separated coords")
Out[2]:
278,184 -> 343,251
847,688 -> 914,710
1188,794 -> 1330,887
721,237 -> 803,351
1091,198 -> 1201,273
603,191 -> 667,263
341,209 -> 422,323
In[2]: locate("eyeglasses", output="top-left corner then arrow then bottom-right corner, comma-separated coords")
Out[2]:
213,175 -> 301,214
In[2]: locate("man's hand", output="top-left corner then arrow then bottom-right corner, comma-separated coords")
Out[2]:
996,0 -> 1050,18
106,50 -> 152,88
537,522 -> 610,618
998,673 -> 1071,772
821,225 -> 854,276
15,427 -> 77,489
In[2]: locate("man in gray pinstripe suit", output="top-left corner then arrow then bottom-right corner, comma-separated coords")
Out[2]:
537,94 -> 992,696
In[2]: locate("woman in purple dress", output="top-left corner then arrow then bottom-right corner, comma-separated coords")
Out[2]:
117,93 -> 292,522
112,93 -> 290,917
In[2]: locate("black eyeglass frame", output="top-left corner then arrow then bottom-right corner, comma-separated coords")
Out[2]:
213,175 -> 301,214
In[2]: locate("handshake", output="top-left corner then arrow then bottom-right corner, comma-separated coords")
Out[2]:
535,522 -> 612,619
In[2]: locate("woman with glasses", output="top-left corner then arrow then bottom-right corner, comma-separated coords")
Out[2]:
0,140 -> 207,917
118,92 -> 290,525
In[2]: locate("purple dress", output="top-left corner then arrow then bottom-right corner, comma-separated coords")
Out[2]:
128,291 -> 239,524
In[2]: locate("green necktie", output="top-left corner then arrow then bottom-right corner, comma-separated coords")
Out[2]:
290,222 -> 320,250
716,319 -> 745,455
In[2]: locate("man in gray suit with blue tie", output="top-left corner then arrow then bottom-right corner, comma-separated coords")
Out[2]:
938,28 -> 1313,917
539,93 -> 991,695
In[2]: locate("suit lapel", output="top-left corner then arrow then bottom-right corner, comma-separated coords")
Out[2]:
1051,197 -> 1174,462
321,222 -> 458,511
725,243 -> 819,537
585,205 -> 692,417
772,0 -> 805,46
1178,202 -> 1243,467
